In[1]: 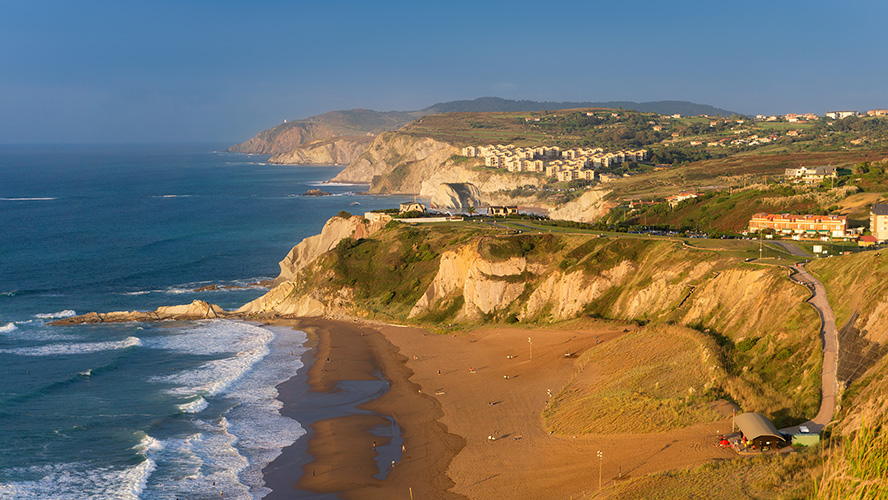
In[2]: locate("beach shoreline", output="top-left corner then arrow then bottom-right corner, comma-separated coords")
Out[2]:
262,318 -> 464,500
262,318 -> 738,500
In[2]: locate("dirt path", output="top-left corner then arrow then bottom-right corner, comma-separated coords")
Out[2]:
784,258 -> 839,434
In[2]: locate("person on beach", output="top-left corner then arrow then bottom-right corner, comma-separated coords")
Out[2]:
372,441 -> 376,449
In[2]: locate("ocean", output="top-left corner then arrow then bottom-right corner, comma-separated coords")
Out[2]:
0,144 -> 412,499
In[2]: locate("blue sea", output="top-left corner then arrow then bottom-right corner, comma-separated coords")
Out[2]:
0,144 -> 412,499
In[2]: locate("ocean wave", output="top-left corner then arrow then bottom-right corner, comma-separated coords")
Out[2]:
0,457 -> 155,500
177,396 -> 208,414
0,322 -> 17,333
222,326 -> 308,495
121,278 -> 272,297
152,420 -> 253,499
35,310 -> 76,319
307,180 -> 368,187
152,194 -> 193,198
0,336 -> 141,357
153,342 -> 269,398
0,197 -> 57,201
146,321 -> 273,400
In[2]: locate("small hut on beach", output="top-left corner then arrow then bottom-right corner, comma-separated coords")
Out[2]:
734,412 -> 790,451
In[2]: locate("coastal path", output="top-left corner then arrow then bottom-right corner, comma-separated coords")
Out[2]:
782,255 -> 839,434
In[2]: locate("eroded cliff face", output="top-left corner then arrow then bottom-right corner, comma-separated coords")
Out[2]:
331,132 -> 458,189
273,214 -> 385,285
409,245 -> 539,320
430,183 -> 482,210
268,136 -> 373,165
330,132 -> 547,199
235,214 -> 387,316
549,189 -> 615,223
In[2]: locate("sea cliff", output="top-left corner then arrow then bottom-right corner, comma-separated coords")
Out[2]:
268,136 -> 373,165
330,132 -> 547,202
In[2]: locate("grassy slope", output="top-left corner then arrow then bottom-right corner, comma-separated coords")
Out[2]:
543,325 -> 726,434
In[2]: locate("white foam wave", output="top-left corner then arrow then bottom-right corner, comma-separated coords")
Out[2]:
177,396 -> 208,414
0,197 -> 57,201
0,322 -> 17,333
35,310 -> 76,319
0,336 -> 141,356
152,194 -> 192,198
121,290 -> 151,296
153,341 -> 269,398
308,180 -> 368,187
0,457 -> 155,500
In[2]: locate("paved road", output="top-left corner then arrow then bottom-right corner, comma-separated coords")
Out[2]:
782,260 -> 839,435
773,240 -> 813,257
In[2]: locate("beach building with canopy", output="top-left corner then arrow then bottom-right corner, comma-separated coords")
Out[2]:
734,412 -> 790,451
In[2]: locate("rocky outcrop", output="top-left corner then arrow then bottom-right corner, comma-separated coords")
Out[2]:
268,136 -> 374,165
549,189 -> 615,223
431,183 -> 482,210
272,214 -> 387,286
50,300 -> 230,325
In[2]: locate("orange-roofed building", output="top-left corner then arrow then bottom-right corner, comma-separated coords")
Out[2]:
748,213 -> 848,238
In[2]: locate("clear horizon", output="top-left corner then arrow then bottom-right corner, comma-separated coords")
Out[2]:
2,0 -> 886,144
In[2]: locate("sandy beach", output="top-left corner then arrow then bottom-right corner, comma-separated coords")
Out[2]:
264,318 -> 738,499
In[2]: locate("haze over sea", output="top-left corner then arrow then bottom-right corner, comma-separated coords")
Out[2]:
0,144 -> 411,499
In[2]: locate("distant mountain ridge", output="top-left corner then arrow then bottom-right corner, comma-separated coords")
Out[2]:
230,97 -> 740,154
424,97 -> 738,117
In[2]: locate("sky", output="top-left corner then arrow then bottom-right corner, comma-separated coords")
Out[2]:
1,0 -> 887,144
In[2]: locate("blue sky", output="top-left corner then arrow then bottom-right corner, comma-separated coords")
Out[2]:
1,0 -> 886,143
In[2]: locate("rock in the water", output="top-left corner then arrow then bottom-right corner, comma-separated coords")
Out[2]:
431,182 -> 482,210
50,300 -> 230,325
303,189 -> 332,196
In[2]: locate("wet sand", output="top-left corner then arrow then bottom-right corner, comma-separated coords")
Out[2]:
263,318 -> 737,499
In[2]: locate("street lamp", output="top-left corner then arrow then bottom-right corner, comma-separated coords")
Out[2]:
597,450 -> 603,491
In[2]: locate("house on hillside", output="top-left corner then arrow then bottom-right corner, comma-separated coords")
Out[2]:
858,235 -> 878,247
784,166 -> 838,183
826,111 -> 857,119
399,202 -> 426,214
872,203 -> 888,242
488,206 -> 518,216
666,192 -> 701,208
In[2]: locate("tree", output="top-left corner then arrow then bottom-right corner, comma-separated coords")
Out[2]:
467,205 -> 476,216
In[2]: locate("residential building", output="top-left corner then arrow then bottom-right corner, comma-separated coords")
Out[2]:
867,109 -> 888,117
748,213 -> 848,238
858,235 -> 878,247
872,203 -> 888,242
825,111 -> 857,119
666,192 -> 701,207
784,165 -> 838,183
